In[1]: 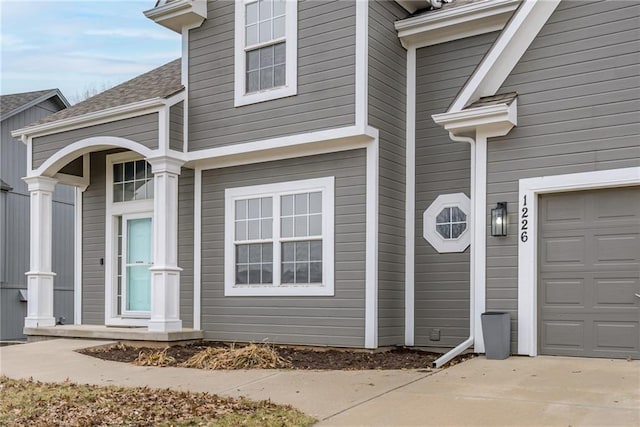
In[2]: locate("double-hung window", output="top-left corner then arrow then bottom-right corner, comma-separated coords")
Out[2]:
224,177 -> 334,296
234,0 -> 297,106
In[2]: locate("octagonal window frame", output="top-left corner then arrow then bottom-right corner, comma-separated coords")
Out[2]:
423,193 -> 471,253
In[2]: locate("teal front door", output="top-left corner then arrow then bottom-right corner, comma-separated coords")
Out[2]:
123,216 -> 153,313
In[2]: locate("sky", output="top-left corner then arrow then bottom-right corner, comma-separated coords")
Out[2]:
0,0 -> 181,104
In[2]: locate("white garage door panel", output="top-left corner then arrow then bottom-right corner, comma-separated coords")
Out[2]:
539,186 -> 640,359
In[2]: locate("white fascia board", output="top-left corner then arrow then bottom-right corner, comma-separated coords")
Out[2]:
449,0 -> 561,111
11,97 -> 171,140
396,0 -> 519,48
432,100 -> 517,137
144,0 -> 206,33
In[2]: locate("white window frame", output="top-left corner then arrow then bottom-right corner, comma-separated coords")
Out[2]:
105,152 -> 154,326
234,0 -> 298,107
224,177 -> 334,296
423,193 -> 471,253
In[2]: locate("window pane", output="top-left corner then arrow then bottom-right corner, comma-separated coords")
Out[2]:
259,0 -> 272,20
248,198 -> 260,219
273,0 -> 285,16
274,42 -> 286,64
273,64 -> 285,87
310,262 -> 322,283
135,160 -> 145,180
248,219 -> 260,240
452,222 -> 467,239
260,67 -> 273,90
295,193 -> 308,214
139,180 -> 153,200
294,216 -> 307,237
309,214 -> 322,236
247,50 -> 259,71
113,183 -> 123,202
249,264 -> 261,284
259,20 -> 272,43
134,180 -> 146,200
124,182 -> 135,201
282,242 -> 294,262
246,2 -> 258,24
436,224 -> 451,239
261,197 -> 272,217
281,217 -> 293,238
235,221 -> 247,241
113,163 -> 124,183
261,218 -> 272,239
281,195 -> 293,215
236,200 -> 247,220
273,16 -> 285,38
236,245 -> 249,263
260,45 -> 274,67
124,162 -> 135,181
282,262 -> 295,283
262,243 -> 273,262
236,264 -> 248,284
309,192 -> 322,213
436,208 -> 450,224
296,263 -> 309,283
146,162 -> 152,178
295,241 -> 309,262
310,240 -> 322,261
451,207 -> 466,222
249,244 -> 261,263
247,70 -> 260,93
262,263 -> 273,284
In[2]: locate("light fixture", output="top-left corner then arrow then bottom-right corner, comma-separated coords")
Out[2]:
491,202 -> 508,237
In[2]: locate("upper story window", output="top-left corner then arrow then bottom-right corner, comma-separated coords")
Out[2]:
112,160 -> 153,202
224,177 -> 334,296
235,0 -> 297,107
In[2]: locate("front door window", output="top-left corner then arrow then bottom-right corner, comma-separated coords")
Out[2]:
122,215 -> 152,314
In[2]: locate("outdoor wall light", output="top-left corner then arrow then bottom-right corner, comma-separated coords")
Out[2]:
491,202 -> 508,237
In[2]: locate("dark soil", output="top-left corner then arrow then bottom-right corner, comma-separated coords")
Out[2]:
79,342 -> 475,370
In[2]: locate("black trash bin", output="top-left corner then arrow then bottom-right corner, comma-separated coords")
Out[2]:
481,312 -> 511,360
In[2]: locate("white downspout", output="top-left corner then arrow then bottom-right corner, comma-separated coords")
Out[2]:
432,131 -> 476,368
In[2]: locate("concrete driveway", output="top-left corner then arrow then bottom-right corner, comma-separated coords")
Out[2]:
1,339 -> 638,426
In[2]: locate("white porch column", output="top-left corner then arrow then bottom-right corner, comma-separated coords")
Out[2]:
147,157 -> 184,332
23,176 -> 58,328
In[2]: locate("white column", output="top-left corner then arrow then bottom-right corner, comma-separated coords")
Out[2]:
23,176 -> 58,328
147,157 -> 184,332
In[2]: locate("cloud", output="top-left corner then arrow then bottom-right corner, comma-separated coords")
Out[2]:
0,34 -> 38,52
85,28 -> 179,41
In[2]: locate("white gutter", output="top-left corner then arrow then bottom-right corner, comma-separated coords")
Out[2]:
432,132 -> 476,368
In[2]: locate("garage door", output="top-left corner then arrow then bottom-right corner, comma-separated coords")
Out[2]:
539,186 -> 640,359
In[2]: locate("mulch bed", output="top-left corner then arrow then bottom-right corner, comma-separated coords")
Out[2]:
79,341 -> 475,370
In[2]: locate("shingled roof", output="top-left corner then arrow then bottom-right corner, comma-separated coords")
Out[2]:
30,58 -> 183,127
0,89 -> 68,120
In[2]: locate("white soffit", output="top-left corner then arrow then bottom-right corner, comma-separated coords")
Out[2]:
395,0 -> 520,48
144,0 -> 207,33
432,99 -> 517,137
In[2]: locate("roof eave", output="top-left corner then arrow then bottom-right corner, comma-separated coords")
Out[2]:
144,0 -> 207,33
395,0 -> 520,49
432,99 -> 517,138
0,89 -> 70,123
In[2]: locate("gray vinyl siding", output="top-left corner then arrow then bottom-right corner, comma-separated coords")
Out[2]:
201,149 -> 366,347
369,0 -> 408,347
59,156 -> 84,177
32,113 -> 159,169
486,0 -> 640,353
1,100 -> 75,339
188,0 -> 356,151
414,33 -> 499,348
81,151 -> 108,325
170,102 -> 184,152
178,168 -> 194,328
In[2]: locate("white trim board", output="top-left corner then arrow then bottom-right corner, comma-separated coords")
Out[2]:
73,187 -> 83,325
355,0 -> 368,131
517,167 -> 640,356
193,168 -> 202,329
404,46 -> 416,346
365,128 -> 379,349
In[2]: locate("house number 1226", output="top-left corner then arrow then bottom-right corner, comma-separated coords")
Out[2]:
520,195 -> 528,242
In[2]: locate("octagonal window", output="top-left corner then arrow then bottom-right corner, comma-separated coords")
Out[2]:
436,206 -> 467,239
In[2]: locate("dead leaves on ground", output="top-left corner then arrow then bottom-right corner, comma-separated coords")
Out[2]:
0,376 -> 315,427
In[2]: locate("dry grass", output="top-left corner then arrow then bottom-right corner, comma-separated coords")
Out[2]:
181,343 -> 293,370
0,376 -> 315,427
133,347 -> 176,367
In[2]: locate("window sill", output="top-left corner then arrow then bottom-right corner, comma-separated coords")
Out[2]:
225,283 -> 334,297
234,85 -> 297,107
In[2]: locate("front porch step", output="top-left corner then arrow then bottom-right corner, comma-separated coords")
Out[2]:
24,325 -> 203,345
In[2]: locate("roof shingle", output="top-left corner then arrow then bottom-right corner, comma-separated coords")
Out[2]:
0,89 -> 59,118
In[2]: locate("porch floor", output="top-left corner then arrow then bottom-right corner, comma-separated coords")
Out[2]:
24,325 -> 203,346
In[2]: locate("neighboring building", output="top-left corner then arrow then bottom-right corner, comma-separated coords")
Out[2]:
11,0 -> 639,361
0,89 -> 74,340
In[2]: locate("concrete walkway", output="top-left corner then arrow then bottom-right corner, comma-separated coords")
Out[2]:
1,339 -> 638,426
